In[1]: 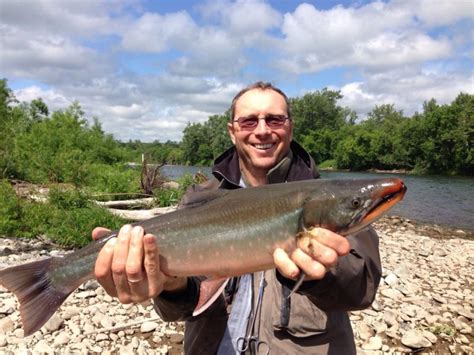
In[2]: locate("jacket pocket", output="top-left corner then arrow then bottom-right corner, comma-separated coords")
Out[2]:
271,286 -> 328,337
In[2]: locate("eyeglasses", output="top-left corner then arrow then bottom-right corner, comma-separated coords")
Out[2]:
233,115 -> 291,131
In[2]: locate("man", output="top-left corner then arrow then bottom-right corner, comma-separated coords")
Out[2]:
93,82 -> 381,354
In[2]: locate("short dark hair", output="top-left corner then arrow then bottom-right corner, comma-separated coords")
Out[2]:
230,81 -> 291,121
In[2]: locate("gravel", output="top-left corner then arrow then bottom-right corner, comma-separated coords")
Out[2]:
0,216 -> 472,354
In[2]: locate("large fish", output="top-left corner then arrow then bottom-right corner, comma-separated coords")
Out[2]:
0,178 -> 406,336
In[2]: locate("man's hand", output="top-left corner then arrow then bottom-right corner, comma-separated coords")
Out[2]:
273,228 -> 351,281
92,225 -> 187,304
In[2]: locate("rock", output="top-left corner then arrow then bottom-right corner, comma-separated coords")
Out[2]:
63,306 -> 81,320
432,294 -> 447,304
384,273 -> 398,285
140,321 -> 159,333
401,330 -> 432,349
381,288 -> 403,300
0,315 -> 14,334
169,332 -> 184,344
357,322 -> 374,341
54,331 -> 70,345
456,308 -> 474,320
34,340 -> 53,353
421,330 -> 437,344
362,336 -> 383,350
44,314 -> 64,332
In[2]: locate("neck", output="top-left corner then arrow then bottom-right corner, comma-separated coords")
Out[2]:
240,165 -> 267,187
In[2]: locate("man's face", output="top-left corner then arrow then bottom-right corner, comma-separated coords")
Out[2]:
228,88 -> 293,178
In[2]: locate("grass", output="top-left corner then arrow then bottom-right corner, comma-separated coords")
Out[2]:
0,179 -> 127,248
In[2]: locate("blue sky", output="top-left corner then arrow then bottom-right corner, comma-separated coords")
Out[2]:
1,0 -> 473,142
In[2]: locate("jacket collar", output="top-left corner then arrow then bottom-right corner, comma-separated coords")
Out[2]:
212,141 -> 319,188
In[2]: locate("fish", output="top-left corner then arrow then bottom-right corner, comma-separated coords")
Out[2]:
0,178 -> 406,336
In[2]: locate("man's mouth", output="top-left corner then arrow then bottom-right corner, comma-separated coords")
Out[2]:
252,143 -> 274,150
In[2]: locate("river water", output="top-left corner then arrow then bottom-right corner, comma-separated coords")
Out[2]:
160,165 -> 474,231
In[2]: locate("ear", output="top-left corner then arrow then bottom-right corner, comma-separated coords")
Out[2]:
288,119 -> 293,141
227,122 -> 236,145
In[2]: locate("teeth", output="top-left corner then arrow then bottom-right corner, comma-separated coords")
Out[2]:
254,143 -> 273,149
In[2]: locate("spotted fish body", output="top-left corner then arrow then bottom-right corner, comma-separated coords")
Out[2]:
0,178 -> 406,336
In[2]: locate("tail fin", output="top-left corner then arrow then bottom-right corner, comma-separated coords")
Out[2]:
0,257 -> 74,336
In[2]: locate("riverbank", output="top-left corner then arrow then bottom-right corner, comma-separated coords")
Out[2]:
0,216 -> 472,354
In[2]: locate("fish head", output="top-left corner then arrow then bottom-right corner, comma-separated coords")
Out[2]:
302,178 -> 406,235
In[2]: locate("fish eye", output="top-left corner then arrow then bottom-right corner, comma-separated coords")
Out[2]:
351,198 -> 361,208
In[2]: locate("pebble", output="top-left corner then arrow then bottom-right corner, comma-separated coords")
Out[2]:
44,314 -> 64,332
362,336 -> 382,350
0,217 -> 472,354
401,330 -> 432,349
140,321 -> 159,333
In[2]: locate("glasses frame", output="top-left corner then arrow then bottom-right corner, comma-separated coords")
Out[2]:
232,114 -> 291,131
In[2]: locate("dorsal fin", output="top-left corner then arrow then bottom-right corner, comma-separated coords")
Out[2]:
179,189 -> 229,208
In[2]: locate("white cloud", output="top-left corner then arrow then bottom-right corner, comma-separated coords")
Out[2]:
121,12 -> 198,53
277,1 -> 455,73
338,68 -> 474,118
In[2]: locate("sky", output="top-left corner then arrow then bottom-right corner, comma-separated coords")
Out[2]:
1,0 -> 473,142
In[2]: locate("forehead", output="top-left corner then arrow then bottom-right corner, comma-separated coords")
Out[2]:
234,89 -> 288,117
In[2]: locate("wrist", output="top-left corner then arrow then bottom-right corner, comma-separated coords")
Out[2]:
163,276 -> 188,293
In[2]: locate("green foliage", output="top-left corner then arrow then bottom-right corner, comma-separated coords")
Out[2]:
181,113 -> 231,165
86,163 -> 141,200
0,180 -> 22,236
154,188 -> 180,207
0,184 -> 127,247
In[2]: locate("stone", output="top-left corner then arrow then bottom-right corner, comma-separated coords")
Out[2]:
384,273 -> 398,285
456,308 -> 474,320
401,330 -> 432,349
140,321 -> 159,333
362,336 -> 383,350
357,322 -> 374,341
169,332 -> 184,344
34,340 -> 53,353
381,288 -> 403,300
54,332 -> 70,345
421,330 -> 437,344
44,314 -> 64,332
0,316 -> 14,334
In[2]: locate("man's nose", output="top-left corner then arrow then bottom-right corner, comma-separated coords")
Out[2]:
254,117 -> 272,135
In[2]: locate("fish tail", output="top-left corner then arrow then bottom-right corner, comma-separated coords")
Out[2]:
0,257 -> 74,336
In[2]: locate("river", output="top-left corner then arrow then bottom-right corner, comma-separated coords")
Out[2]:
160,165 -> 474,231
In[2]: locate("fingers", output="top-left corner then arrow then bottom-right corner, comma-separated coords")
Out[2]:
111,225 -> 133,302
309,228 -> 351,255
92,227 -> 111,241
275,228 -> 352,282
95,237 -> 118,297
143,233 -> 162,297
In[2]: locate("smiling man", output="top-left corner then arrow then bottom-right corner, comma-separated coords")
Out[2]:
93,82 -> 382,354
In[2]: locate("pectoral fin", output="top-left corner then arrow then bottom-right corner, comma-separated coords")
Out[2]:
193,277 -> 229,316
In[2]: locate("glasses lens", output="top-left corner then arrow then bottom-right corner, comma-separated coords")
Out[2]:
238,117 -> 258,130
265,115 -> 287,128
236,115 -> 288,130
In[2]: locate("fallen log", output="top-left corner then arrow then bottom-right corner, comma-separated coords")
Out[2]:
95,197 -> 155,208
107,206 -> 177,221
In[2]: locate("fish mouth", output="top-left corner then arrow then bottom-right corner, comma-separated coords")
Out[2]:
362,179 -> 407,225
346,179 -> 407,234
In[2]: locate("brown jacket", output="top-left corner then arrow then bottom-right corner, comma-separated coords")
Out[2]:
154,142 -> 382,354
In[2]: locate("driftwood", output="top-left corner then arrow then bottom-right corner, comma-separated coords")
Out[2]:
106,206 -> 177,220
95,197 -> 155,208
83,316 -> 162,335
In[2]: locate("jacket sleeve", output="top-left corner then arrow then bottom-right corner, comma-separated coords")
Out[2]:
152,277 -> 200,321
277,227 -> 382,311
